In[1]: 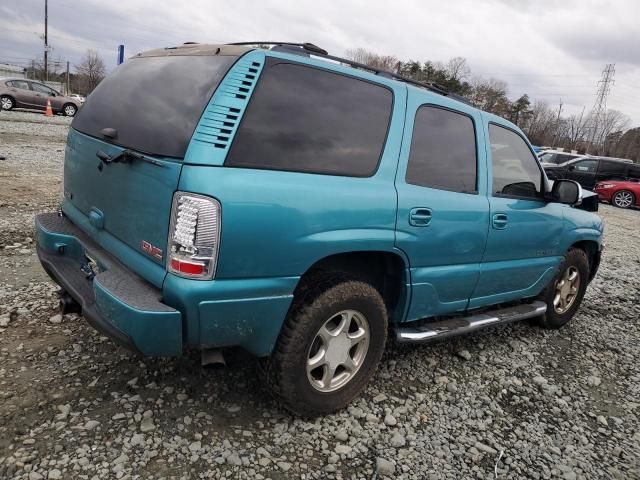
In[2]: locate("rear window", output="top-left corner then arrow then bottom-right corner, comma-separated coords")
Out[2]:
72,55 -> 237,158
225,60 -> 393,177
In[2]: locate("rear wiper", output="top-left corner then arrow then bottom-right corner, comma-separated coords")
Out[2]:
96,149 -> 164,169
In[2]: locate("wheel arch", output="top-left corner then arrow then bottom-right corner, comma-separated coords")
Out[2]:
570,240 -> 601,282
296,250 -> 411,323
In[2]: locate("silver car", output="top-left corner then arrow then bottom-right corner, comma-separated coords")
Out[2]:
0,77 -> 81,116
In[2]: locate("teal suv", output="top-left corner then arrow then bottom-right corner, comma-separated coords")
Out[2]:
36,42 -> 603,415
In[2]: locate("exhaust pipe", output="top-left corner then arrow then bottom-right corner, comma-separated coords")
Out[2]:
58,290 -> 81,315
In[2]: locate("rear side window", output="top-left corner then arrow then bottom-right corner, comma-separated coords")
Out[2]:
406,106 -> 477,193
72,55 -> 237,158
7,80 -> 30,90
226,61 -> 393,176
628,164 -> 640,180
489,124 -> 542,198
598,160 -> 626,177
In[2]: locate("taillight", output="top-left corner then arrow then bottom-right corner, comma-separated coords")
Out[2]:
167,192 -> 221,280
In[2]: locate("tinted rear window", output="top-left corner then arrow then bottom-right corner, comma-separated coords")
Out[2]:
226,60 -> 393,176
406,106 -> 477,193
72,55 -> 237,158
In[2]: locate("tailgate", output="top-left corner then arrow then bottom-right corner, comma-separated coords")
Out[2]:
64,129 -> 181,271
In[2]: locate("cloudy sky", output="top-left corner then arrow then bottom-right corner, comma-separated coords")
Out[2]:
2,0 -> 639,125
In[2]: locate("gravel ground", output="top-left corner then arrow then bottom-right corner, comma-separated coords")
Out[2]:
0,110 -> 639,480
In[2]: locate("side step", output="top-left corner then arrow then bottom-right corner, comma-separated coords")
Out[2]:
395,301 -> 547,344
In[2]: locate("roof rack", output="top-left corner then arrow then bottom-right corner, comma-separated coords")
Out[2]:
226,42 -> 471,104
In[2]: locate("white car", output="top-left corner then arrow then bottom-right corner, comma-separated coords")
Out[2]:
538,150 -> 583,167
69,94 -> 86,104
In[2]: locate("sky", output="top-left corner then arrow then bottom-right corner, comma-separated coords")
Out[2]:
1,0 -> 639,126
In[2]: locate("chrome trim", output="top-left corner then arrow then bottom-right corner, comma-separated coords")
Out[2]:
396,301 -> 547,343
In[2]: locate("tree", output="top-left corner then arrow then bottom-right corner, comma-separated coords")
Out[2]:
75,49 -> 106,94
509,94 -> 531,126
344,48 -> 399,71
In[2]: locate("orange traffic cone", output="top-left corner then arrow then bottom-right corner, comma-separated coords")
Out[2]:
45,99 -> 54,117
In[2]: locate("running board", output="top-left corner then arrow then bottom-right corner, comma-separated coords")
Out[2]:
395,301 -> 547,344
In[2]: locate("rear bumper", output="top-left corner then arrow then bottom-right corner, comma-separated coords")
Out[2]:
35,213 -> 183,356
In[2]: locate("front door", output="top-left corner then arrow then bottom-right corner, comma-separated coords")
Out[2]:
566,158 -> 598,189
395,92 -> 489,321
469,121 -> 564,308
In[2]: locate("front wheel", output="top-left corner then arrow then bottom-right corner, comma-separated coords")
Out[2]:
537,248 -> 589,329
612,190 -> 635,209
264,273 -> 388,416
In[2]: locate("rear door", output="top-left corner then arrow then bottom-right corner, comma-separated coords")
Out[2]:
63,53 -> 237,285
6,80 -> 34,108
395,92 -> 489,320
470,121 -> 564,308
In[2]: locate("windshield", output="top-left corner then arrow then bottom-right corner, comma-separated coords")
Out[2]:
72,54 -> 237,158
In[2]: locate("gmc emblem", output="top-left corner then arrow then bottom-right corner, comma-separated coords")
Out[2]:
141,240 -> 163,260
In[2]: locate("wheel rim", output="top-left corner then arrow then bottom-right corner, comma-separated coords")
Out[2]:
64,105 -> 76,116
614,191 -> 633,208
306,309 -> 370,393
553,266 -> 581,314
1,97 -> 12,109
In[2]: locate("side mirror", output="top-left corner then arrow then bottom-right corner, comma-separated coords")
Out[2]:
49,92 -> 56,97
567,165 -> 575,171
551,179 -> 581,205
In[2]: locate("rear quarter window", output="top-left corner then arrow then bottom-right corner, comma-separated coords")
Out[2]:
225,60 -> 393,177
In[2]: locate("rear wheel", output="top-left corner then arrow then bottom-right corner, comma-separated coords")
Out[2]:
612,190 -> 635,208
62,103 -> 77,117
264,272 -> 388,416
1,95 -> 14,111
537,248 -> 589,329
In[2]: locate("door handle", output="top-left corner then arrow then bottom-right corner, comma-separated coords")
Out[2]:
492,213 -> 508,229
409,208 -> 432,227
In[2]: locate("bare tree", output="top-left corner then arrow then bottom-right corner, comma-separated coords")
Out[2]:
445,56 -> 470,82
566,110 -> 589,150
75,49 -> 106,94
596,109 -> 630,146
344,48 -> 399,71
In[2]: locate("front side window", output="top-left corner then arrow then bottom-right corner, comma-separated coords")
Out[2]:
406,106 -> 477,193
572,160 -> 597,173
226,61 -> 393,177
489,124 -> 542,198
30,82 -> 54,94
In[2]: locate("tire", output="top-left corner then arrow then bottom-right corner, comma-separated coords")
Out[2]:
62,103 -> 77,117
537,248 -> 589,329
1,95 -> 14,111
264,272 -> 388,416
612,190 -> 635,209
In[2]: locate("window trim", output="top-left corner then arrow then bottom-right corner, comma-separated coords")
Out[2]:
224,57 -> 395,178
405,103 -> 479,195
488,122 -> 546,202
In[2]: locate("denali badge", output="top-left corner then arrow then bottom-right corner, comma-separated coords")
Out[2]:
141,240 -> 163,260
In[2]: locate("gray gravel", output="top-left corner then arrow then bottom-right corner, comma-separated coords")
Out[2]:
1,110 -> 639,479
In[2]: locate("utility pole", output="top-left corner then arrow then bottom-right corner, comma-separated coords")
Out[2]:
586,64 -> 615,154
66,61 -> 70,94
44,0 -> 48,81
551,99 -> 563,148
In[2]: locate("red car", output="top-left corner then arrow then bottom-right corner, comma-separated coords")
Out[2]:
593,180 -> 640,209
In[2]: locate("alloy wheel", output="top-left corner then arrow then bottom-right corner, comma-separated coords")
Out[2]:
613,191 -> 633,208
553,266 -> 581,314
1,97 -> 13,110
64,105 -> 77,116
306,309 -> 370,392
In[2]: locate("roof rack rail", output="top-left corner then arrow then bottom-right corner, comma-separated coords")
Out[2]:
226,42 -> 471,104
